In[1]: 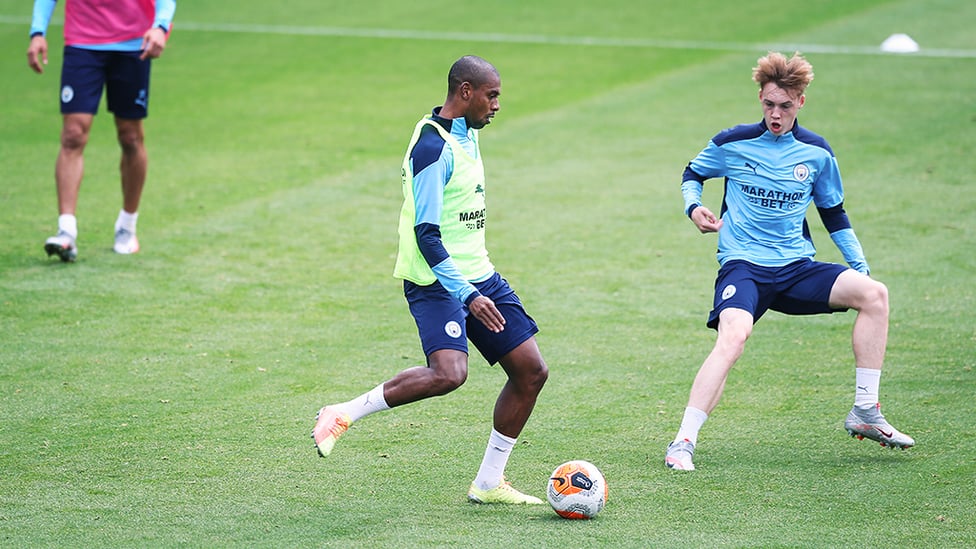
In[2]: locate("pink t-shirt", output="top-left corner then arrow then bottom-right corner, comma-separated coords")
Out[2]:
64,0 -> 155,46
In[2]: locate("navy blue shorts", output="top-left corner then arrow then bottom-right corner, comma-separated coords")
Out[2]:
706,259 -> 848,329
60,46 -> 151,118
404,272 -> 539,365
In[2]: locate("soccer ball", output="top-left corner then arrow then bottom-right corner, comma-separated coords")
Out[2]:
546,460 -> 608,519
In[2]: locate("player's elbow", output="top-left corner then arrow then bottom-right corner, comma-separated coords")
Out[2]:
818,204 -> 850,233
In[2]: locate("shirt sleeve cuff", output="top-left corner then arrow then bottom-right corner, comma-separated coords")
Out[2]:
463,290 -> 482,307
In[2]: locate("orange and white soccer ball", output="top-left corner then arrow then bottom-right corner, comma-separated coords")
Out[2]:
546,460 -> 608,519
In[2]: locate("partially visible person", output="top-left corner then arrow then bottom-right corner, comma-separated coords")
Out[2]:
312,55 -> 549,504
664,51 -> 914,472
28,0 -> 177,262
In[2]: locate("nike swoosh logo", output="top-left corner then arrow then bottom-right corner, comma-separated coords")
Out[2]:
878,429 -> 893,438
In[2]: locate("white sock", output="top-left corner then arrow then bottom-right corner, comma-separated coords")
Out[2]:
674,406 -> 708,446
473,429 -> 516,491
58,214 -> 78,239
332,384 -> 389,422
854,368 -> 881,408
116,209 -> 138,233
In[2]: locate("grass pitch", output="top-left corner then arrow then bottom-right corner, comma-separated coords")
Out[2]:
1,0 -> 974,547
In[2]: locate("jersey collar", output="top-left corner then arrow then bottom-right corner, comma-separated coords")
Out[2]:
431,106 -> 473,141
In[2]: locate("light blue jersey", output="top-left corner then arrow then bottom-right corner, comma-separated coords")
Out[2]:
681,120 -> 868,272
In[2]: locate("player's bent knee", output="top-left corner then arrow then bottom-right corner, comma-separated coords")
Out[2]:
504,355 -> 548,394
518,362 -> 548,397
872,279 -> 889,302
857,278 -> 889,313
717,322 -> 752,352
527,361 -> 549,393
429,368 -> 467,396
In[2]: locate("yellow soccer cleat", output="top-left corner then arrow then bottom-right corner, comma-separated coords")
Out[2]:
467,479 -> 544,505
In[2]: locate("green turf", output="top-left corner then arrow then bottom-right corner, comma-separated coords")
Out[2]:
1,0 -> 974,547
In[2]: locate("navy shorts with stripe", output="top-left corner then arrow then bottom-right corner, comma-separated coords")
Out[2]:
706,259 -> 849,329
404,272 -> 539,365
60,46 -> 151,118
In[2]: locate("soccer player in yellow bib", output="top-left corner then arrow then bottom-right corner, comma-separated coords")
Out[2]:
313,56 -> 549,504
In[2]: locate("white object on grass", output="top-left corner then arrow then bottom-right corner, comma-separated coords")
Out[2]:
881,33 -> 920,53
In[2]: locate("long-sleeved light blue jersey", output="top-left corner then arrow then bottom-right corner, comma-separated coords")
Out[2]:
681,120 -> 868,273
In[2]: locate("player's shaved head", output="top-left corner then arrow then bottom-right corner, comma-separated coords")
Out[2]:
448,55 -> 499,95
440,55 -> 501,129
